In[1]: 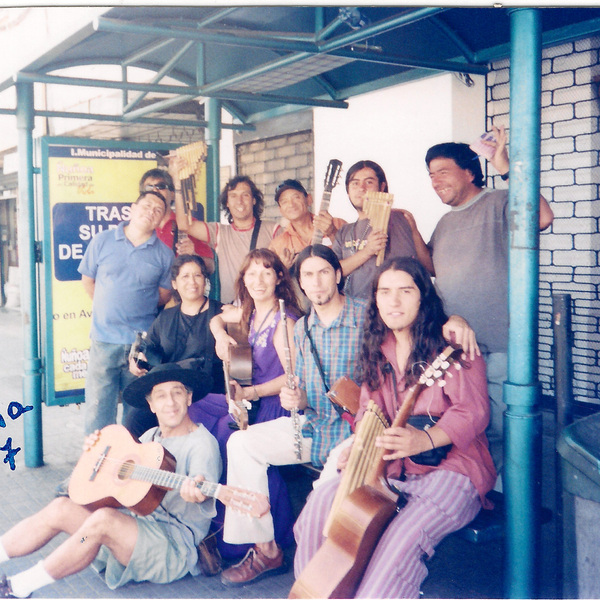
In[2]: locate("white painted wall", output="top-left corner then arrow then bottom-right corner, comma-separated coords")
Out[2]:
312,72 -> 487,241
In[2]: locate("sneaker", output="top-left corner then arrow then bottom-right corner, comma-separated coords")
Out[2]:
220,545 -> 287,587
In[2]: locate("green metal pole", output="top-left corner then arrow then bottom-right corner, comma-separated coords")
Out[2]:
16,82 -> 44,467
205,96 -> 222,301
205,97 -> 222,221
504,8 -> 543,598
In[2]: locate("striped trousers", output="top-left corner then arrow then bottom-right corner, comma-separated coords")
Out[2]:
293,469 -> 481,598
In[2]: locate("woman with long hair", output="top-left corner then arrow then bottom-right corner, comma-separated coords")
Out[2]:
124,254 -> 223,437
189,248 -> 303,559
293,257 -> 496,598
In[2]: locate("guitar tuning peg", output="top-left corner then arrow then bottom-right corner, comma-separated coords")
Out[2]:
438,379 -> 447,387
440,361 -> 450,369
426,379 -> 434,387
454,363 -> 461,371
434,370 -> 442,378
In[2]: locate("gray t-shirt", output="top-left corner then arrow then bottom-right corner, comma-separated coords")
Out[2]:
428,188 -> 509,353
138,424 -> 222,576
333,209 -> 416,299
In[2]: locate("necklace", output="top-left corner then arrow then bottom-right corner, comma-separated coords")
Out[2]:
351,218 -> 371,254
249,306 -> 275,347
178,296 -> 208,339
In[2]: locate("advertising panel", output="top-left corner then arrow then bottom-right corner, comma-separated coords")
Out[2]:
41,139 -> 178,405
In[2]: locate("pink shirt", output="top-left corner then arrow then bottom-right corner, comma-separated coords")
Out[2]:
356,332 -> 496,505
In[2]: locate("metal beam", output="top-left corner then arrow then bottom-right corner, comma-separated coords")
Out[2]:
429,15 -> 478,64
318,7 -> 449,53
0,106 -> 256,131
33,109 -> 255,131
196,51 -> 312,96
123,40 -> 195,115
122,38 -> 176,67
474,14 -> 600,64
94,16 -> 317,53
14,72 -> 348,110
331,48 -> 489,75
196,7 -> 238,28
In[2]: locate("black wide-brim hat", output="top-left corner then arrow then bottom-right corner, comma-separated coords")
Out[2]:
123,362 -> 209,408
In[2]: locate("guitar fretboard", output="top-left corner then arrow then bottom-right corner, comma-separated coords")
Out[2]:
113,460 -> 220,498
311,190 -> 333,245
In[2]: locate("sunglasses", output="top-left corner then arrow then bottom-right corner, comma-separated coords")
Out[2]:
144,182 -> 173,192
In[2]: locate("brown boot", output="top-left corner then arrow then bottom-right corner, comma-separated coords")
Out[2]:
220,545 -> 287,587
197,535 -> 222,576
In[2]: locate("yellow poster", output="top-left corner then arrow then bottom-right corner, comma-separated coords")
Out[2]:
43,143 -> 176,405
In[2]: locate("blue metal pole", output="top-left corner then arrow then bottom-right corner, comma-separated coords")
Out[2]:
504,8 -> 543,598
205,97 -> 221,222
16,82 -> 44,468
205,95 -> 222,301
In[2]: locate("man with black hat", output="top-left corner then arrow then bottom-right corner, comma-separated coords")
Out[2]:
269,179 -> 345,269
0,364 -> 221,598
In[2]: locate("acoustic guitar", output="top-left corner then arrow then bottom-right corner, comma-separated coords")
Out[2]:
68,424 -> 270,518
289,346 -> 462,599
311,159 -> 343,245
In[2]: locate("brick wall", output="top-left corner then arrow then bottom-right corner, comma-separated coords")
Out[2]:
236,130 -> 314,221
487,37 -> 600,405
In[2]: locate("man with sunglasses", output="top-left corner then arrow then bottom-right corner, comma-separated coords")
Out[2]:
269,179 -> 345,269
140,168 -> 215,274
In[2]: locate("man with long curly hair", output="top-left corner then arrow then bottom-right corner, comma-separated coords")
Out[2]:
173,174 -> 280,303
292,257 -> 496,598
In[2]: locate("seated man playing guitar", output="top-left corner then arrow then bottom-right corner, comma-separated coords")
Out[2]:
0,363 -> 222,598
290,257 -> 496,599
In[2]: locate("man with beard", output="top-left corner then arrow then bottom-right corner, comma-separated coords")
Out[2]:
218,244 -> 367,586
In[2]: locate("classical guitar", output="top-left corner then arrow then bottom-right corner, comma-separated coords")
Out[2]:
311,159 -> 343,245
289,346 -> 463,599
223,357 -> 249,431
227,322 -> 252,386
224,322 -> 259,429
68,425 -> 270,518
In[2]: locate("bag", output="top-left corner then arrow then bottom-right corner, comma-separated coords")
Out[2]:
327,375 -> 361,416
407,415 -> 452,466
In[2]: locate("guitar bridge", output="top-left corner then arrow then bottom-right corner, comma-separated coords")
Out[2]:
90,445 -> 110,481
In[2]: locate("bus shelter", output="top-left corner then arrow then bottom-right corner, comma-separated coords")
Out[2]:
1,6 -> 599,597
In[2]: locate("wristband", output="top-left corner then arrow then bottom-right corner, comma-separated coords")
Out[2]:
500,172 -> 509,181
423,428 -> 435,450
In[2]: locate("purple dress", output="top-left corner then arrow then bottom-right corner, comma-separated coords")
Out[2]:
189,310 -> 296,558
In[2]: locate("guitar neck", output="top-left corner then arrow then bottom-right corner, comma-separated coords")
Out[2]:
389,382 -> 424,429
311,189 -> 333,245
129,462 -> 221,498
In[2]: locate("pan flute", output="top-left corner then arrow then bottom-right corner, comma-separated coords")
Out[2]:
323,400 -> 389,536
364,191 -> 394,266
175,141 -> 207,224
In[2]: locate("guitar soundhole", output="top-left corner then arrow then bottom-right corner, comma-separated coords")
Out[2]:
117,460 -> 135,481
